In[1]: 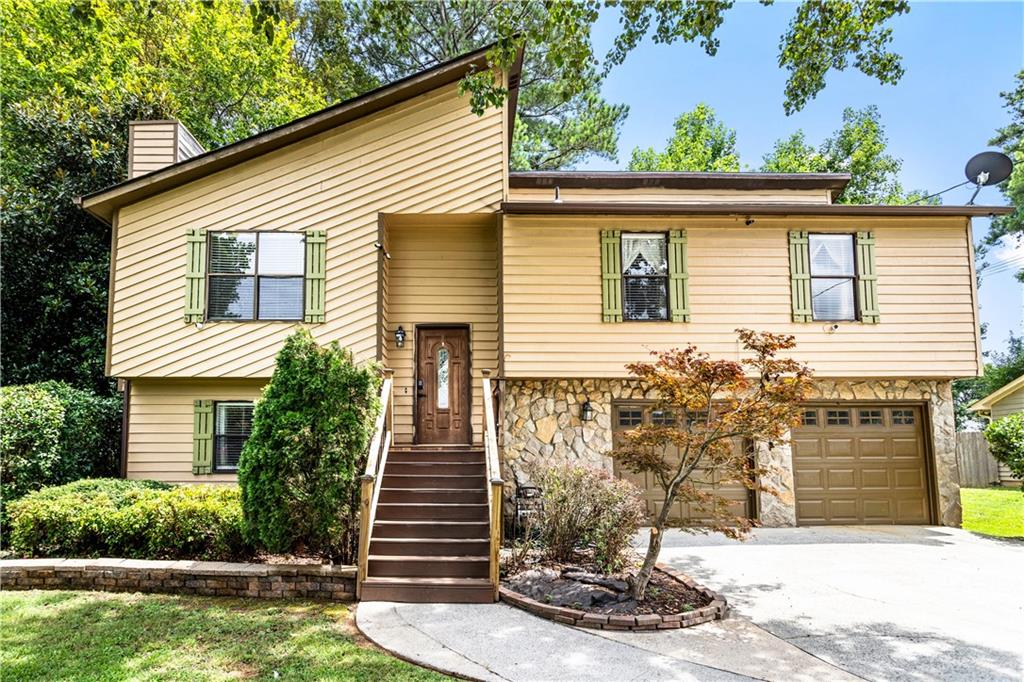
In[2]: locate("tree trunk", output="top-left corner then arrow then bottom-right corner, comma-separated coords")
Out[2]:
631,487 -> 677,600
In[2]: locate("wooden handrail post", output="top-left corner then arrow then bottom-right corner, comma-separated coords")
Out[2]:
357,372 -> 393,598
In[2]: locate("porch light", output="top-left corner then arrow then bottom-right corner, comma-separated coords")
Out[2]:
580,400 -> 596,422
394,326 -> 406,348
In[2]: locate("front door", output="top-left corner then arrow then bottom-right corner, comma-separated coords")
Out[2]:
416,326 -> 471,444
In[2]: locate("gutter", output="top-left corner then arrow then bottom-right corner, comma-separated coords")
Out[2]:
500,201 -> 1014,218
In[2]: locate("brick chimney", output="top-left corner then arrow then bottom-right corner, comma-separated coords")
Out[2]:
127,120 -> 205,179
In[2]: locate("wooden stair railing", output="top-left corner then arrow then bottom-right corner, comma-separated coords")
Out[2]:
357,368 -> 394,599
481,369 -> 504,601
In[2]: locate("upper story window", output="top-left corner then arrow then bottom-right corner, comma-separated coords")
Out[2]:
809,234 -> 856,321
214,401 -> 253,472
208,232 -> 304,321
622,233 -> 669,321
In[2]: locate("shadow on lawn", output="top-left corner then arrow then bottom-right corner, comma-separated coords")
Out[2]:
0,591 -> 438,682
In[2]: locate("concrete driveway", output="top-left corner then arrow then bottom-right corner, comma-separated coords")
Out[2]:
653,526 -> 1024,681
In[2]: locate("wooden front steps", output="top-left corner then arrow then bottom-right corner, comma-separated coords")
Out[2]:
360,445 -> 494,603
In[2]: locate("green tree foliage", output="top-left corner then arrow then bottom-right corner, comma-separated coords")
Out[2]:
953,334 -> 1024,429
238,330 -> 380,562
761,106 -> 929,204
1,0 -> 326,394
0,381 -> 121,502
627,103 -> 740,172
984,413 -> 1024,482
977,70 -> 1024,282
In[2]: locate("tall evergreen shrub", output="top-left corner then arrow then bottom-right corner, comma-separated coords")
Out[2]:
238,329 -> 380,562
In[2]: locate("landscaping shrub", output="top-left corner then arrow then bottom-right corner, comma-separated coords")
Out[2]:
6,479 -> 252,561
985,413 -> 1024,482
531,465 -> 645,573
238,329 -> 380,562
0,382 -> 121,502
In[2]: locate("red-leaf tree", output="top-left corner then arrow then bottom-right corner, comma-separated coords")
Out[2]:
611,329 -> 813,600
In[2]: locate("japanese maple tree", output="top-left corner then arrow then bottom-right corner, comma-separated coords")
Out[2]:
611,329 -> 812,600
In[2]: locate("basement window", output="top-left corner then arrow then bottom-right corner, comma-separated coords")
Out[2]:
208,232 -> 304,321
622,233 -> 669,321
214,401 -> 253,472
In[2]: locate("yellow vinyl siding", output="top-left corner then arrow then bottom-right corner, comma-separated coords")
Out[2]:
384,215 -> 499,445
991,385 -> 1024,484
502,215 -> 980,378
507,187 -> 833,204
110,82 -> 504,379
127,378 -> 265,484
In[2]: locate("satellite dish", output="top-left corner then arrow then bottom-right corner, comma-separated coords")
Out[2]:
965,151 -> 1013,186
964,151 -> 1013,205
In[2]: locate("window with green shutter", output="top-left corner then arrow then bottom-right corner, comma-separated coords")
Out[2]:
304,229 -> 326,323
192,399 -> 214,475
788,230 -> 813,322
602,229 -> 689,322
790,230 -> 880,324
184,228 -> 207,323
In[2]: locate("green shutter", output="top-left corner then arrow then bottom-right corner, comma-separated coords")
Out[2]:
600,230 -> 622,322
304,230 -> 326,323
192,399 -> 213,475
789,230 -> 812,323
184,228 -> 207,323
856,231 -> 880,324
668,229 -> 690,322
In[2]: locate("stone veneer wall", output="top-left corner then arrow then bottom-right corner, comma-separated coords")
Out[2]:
501,378 -> 960,527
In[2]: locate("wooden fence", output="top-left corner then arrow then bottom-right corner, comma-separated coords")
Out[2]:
956,431 -> 1002,488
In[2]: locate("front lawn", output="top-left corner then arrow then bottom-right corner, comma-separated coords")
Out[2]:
961,487 -> 1024,538
0,590 -> 448,681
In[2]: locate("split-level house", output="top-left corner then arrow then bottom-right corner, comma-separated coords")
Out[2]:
80,45 -> 1011,602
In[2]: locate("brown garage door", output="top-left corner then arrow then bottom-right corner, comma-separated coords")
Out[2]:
792,405 -> 931,525
612,403 -> 754,525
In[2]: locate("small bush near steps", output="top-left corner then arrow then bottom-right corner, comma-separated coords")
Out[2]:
528,464 -> 645,573
6,479 -> 253,561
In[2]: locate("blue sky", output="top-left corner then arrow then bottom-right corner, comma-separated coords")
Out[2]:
579,1 -> 1023,356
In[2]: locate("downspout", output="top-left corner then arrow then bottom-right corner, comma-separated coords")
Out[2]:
119,379 -> 131,479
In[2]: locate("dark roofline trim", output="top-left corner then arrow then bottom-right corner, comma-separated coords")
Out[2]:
500,201 -> 1014,218
79,43 -> 522,224
509,171 -> 851,193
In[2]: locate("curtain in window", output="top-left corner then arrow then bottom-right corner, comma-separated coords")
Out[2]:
622,235 -> 667,275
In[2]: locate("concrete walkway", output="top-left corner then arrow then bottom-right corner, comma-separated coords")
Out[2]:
357,526 -> 1024,681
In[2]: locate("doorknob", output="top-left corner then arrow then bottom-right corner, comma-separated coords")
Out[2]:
416,378 -> 425,398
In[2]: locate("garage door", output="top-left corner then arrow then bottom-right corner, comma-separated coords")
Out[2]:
612,403 -> 754,525
792,405 -> 931,525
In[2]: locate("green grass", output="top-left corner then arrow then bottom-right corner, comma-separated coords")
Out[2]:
961,487 -> 1024,538
0,590 -> 449,681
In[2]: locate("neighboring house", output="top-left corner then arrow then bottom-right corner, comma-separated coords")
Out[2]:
79,45 -> 1012,601
968,374 -> 1024,485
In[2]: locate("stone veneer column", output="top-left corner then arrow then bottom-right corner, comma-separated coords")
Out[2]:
754,436 -> 798,527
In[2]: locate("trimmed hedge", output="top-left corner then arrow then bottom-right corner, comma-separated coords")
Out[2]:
0,381 -> 121,502
6,479 -> 254,561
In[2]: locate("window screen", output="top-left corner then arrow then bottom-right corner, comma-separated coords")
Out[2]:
621,234 -> 668,321
809,234 -> 856,321
214,402 -> 253,471
209,232 -> 304,320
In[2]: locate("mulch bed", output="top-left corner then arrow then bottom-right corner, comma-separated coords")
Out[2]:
503,561 -> 710,615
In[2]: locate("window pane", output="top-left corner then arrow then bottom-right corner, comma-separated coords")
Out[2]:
651,410 -> 676,426
809,234 -> 854,277
623,277 -> 668,320
859,409 -> 883,425
622,235 -> 667,275
802,409 -> 818,426
618,408 -> 643,427
210,233 -> 256,274
258,277 -> 303,320
892,409 -> 915,425
214,402 -> 253,471
209,276 -> 254,319
437,347 -> 449,409
258,233 -> 304,275
826,409 -> 851,426
811,278 -> 855,321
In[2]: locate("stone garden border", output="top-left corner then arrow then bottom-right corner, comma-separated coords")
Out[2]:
499,564 -> 727,631
0,558 -> 355,601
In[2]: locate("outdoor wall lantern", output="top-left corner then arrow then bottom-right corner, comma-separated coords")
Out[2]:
394,326 -> 406,348
580,400 -> 596,422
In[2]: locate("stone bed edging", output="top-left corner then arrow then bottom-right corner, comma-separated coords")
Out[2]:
499,564 -> 727,631
0,558 -> 356,601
